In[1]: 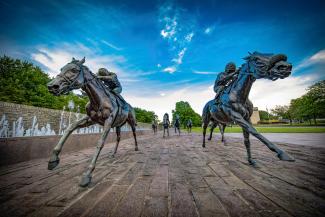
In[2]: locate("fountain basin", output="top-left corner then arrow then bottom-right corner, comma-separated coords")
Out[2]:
0,130 -> 151,166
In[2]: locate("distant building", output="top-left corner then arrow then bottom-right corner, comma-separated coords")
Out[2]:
250,107 -> 260,124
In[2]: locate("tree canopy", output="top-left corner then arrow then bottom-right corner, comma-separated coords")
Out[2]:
0,56 -> 89,113
272,80 -> 325,124
172,101 -> 201,127
134,107 -> 158,123
0,56 -> 158,123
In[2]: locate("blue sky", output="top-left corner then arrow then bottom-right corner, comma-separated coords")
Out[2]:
1,0 -> 325,119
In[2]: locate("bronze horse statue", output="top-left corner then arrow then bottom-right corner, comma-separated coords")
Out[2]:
47,57 -> 138,187
174,114 -> 181,135
163,113 -> 170,137
152,120 -> 158,134
202,52 -> 295,165
186,119 -> 192,133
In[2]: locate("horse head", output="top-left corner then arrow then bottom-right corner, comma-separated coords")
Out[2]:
47,57 -> 87,95
244,52 -> 292,80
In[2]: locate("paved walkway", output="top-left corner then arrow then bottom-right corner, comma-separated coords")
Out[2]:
221,133 -> 325,147
0,133 -> 324,217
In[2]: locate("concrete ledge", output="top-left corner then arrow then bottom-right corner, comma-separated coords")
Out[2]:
0,130 -> 151,166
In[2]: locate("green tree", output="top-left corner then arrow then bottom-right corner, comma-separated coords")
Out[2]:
258,110 -> 275,121
0,56 -> 89,112
289,80 -> 325,124
271,105 -> 293,124
134,107 -> 158,123
172,101 -> 201,127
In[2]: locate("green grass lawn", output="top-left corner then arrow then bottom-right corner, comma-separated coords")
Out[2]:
189,126 -> 325,133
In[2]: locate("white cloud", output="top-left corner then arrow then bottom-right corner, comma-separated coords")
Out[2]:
185,32 -> 194,42
204,26 -> 214,34
250,75 -> 316,110
30,43 -> 153,86
31,45 -> 125,78
101,40 -> 122,51
157,63 -> 161,68
163,66 -> 177,74
294,49 -> 325,71
192,70 -> 216,75
160,17 -> 177,39
172,48 -> 187,64
158,3 -> 196,73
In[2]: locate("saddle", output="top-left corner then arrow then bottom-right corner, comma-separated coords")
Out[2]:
102,86 -> 127,109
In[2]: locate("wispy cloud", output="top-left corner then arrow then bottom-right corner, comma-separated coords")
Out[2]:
185,32 -> 194,42
101,40 -> 123,51
30,43 -> 154,86
31,44 -> 125,77
192,70 -> 216,75
294,49 -> 325,71
172,48 -> 187,64
204,26 -> 215,34
159,3 -> 196,73
163,66 -> 177,74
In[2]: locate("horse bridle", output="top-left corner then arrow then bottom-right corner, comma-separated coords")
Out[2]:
57,63 -> 96,93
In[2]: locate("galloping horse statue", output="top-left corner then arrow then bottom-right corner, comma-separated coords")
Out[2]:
163,113 -> 170,137
186,119 -> 192,133
47,57 -> 138,187
152,120 -> 158,134
202,52 -> 294,165
174,114 -> 181,135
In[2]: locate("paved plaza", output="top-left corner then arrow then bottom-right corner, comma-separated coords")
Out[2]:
0,132 -> 324,217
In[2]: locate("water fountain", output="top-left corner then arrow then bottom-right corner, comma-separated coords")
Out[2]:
0,100 -> 143,138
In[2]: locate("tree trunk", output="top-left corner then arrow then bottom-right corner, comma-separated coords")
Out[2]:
313,114 -> 317,125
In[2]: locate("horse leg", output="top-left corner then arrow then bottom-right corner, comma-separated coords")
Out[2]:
48,116 -> 93,170
80,116 -> 112,187
131,124 -> 138,151
243,128 -> 256,166
127,114 -> 138,151
202,121 -> 209,148
219,124 -> 226,145
208,123 -> 216,141
228,109 -> 294,161
167,127 -> 169,137
112,126 -> 121,157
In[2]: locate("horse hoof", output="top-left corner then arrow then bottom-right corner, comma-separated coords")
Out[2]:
48,158 -> 60,170
248,159 -> 257,166
278,151 -> 295,161
202,144 -> 206,148
207,138 -> 211,141
79,174 -> 92,187
135,147 -> 139,151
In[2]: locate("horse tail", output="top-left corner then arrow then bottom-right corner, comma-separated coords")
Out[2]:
202,101 -> 211,127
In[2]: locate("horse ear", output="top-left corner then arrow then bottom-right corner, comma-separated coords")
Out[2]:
80,57 -> 85,64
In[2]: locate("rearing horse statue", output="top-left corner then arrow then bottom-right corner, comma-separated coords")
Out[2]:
202,52 -> 294,165
47,57 -> 138,187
